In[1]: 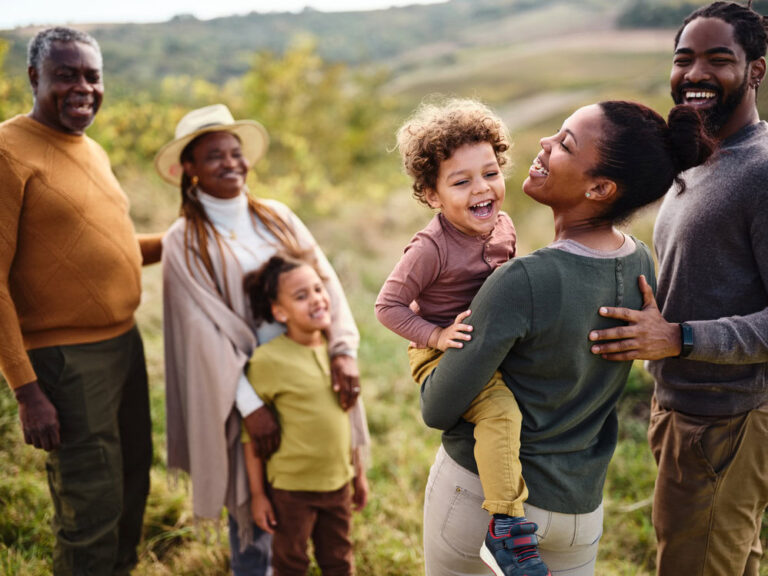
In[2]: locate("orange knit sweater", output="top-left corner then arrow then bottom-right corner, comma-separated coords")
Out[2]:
0,115 -> 142,389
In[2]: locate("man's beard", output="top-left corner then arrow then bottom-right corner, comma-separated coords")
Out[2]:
672,71 -> 749,136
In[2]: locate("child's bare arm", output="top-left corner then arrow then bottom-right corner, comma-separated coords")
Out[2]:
244,444 -> 277,533
427,310 -> 473,351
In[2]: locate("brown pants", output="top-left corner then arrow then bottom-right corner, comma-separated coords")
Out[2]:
648,395 -> 768,576
270,484 -> 353,576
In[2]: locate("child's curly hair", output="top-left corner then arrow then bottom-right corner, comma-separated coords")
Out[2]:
243,252 -> 318,325
396,98 -> 511,206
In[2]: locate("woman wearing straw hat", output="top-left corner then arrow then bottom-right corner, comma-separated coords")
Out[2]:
156,104 -> 367,575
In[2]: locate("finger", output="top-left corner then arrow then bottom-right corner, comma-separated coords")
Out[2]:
263,513 -> 276,534
331,371 -> 342,391
40,431 -> 52,452
266,433 -> 281,455
454,309 -> 472,323
453,328 -> 473,340
600,350 -> 639,362
591,339 -> 638,355
589,325 -> 638,342
638,275 -> 658,311
597,306 -> 639,322
42,425 -> 60,452
347,384 -> 360,404
50,423 -> 61,450
256,435 -> 279,458
444,340 -> 464,350
28,429 -> 44,450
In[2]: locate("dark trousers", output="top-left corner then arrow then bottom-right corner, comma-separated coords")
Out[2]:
228,514 -> 273,576
29,326 -> 153,576
270,484 -> 353,576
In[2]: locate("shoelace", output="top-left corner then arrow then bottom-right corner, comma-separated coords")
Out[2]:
513,544 -> 541,564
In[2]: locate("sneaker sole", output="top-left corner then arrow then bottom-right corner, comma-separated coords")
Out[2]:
479,541 -> 505,576
479,540 -> 553,576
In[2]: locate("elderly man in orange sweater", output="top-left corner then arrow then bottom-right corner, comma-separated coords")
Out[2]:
0,27 -> 162,575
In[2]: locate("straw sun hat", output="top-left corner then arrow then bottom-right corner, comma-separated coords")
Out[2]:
154,104 -> 269,185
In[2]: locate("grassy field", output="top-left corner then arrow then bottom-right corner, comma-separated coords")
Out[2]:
3,9 -> 768,574
4,184 -> 766,575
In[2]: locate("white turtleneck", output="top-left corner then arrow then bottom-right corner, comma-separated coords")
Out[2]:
197,189 -> 286,417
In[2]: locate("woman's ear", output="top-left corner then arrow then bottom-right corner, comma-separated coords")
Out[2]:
182,160 -> 197,180
425,188 -> 442,209
586,179 -> 617,202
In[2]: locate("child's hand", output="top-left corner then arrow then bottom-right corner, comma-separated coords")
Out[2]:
352,474 -> 369,511
250,492 -> 277,534
430,310 -> 473,351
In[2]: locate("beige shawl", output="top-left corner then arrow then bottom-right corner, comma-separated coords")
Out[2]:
163,199 -> 365,545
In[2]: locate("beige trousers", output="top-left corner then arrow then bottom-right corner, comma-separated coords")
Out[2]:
423,445 -> 603,576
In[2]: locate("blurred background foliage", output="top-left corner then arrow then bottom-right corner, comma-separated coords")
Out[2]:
1,0 -> 768,573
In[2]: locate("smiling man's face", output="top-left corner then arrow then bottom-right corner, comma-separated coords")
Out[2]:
670,17 -> 754,138
29,40 -> 103,135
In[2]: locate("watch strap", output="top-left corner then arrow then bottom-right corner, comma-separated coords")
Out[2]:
679,322 -> 693,358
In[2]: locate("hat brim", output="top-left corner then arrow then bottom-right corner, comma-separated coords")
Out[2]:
154,120 -> 269,185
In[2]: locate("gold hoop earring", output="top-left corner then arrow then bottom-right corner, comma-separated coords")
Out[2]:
191,175 -> 199,187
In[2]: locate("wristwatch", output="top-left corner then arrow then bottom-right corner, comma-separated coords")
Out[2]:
679,322 -> 693,358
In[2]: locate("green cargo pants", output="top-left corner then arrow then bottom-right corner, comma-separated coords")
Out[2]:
28,326 -> 152,575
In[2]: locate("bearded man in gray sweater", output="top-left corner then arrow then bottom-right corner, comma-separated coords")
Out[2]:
588,2 -> 768,575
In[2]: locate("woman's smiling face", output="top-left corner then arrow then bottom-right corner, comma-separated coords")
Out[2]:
183,131 -> 249,199
523,104 -> 605,210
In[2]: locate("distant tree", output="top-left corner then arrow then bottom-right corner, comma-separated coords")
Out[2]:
0,40 -> 31,121
618,0 -> 768,28
238,37 -> 402,216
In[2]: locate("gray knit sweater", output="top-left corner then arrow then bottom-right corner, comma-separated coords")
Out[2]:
648,121 -> 768,416
421,242 -> 656,514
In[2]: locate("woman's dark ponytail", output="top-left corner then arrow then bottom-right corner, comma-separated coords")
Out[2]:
591,100 -> 717,224
666,105 -> 717,191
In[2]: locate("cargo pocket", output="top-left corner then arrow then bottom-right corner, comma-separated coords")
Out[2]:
46,442 -> 121,532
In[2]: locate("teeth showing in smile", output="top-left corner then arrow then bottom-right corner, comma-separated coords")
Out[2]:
469,200 -> 494,217
68,103 -> 93,114
684,90 -> 716,100
532,157 -> 549,176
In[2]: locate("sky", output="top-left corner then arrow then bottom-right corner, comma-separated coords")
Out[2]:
1,0 -> 447,30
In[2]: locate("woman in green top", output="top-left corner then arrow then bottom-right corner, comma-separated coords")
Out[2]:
420,101 -> 714,576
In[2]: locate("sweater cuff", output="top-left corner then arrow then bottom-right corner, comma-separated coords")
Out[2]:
331,348 -> 357,360
2,359 -> 37,391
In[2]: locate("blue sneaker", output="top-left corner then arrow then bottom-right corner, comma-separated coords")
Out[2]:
480,519 -> 551,576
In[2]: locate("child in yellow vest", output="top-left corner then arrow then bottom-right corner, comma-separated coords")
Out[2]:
242,255 -> 368,575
